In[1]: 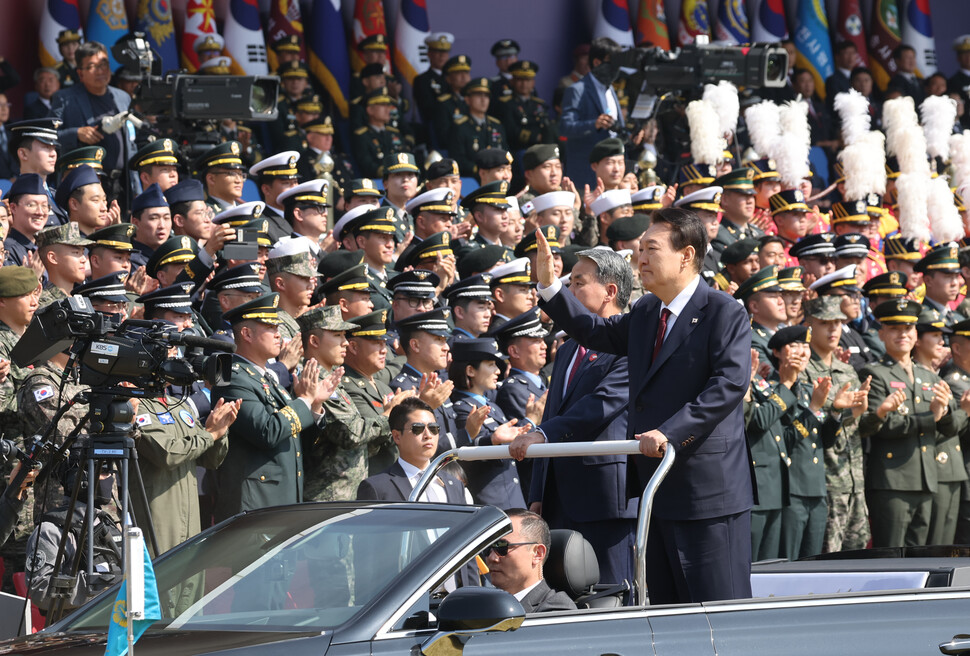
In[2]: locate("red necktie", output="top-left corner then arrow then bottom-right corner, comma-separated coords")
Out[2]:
567,345 -> 587,388
653,308 -> 672,362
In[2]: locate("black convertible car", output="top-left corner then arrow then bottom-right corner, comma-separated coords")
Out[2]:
3,443 -> 970,655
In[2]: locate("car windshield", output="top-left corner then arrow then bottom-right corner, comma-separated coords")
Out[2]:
60,505 -> 471,633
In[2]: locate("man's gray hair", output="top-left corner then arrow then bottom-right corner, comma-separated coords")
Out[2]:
577,248 -> 633,309
34,67 -> 58,82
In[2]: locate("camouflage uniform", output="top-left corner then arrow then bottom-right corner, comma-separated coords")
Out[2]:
303,368 -> 393,502
805,352 -> 871,552
36,283 -> 68,310
277,309 -> 301,343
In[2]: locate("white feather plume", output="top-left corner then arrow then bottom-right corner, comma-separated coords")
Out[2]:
883,97 -> 920,158
927,175 -> 964,242
895,125 -> 931,176
833,89 -> 871,146
744,100 -> 781,159
920,95 -> 958,161
772,100 -> 811,188
703,81 -> 740,139
896,173 -> 931,242
840,131 -> 887,199
950,131 -> 970,201
686,99 -> 725,165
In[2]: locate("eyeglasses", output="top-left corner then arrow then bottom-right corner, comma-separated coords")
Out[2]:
396,296 -> 434,310
19,201 -> 50,213
82,61 -> 110,71
489,540 -> 538,557
408,422 -> 440,435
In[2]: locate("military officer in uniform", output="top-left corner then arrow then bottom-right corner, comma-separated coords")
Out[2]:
266,250 -> 319,342
300,116 -> 352,214
346,206 -> 398,312
450,77 -> 508,177
811,266 -> 877,372
351,87 -> 406,179
947,35 -> 970,130
861,272 -> 910,359
711,168 -> 764,256
860,299 -> 960,547
35,222 -> 92,308
413,32 -> 454,124
298,305 -> 398,501
211,293 -> 341,521
496,60 -> 556,154
196,141 -> 246,214
917,242 -> 967,328
803,296 -> 872,552
735,266 -> 787,375
249,151 -> 301,242
488,39 -> 520,106
432,55 -> 472,147
943,318 -> 970,543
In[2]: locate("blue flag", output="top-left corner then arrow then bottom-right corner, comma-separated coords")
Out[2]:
135,0 -> 178,73
307,0 -> 351,118
86,0 -> 129,70
793,0 -> 834,99
104,541 -> 161,656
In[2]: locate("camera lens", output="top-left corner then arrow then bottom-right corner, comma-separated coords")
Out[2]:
765,53 -> 786,83
250,81 -> 275,116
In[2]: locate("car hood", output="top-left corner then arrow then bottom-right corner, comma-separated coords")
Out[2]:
0,629 -> 329,655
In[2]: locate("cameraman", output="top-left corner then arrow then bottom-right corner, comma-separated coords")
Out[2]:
25,462 -> 122,613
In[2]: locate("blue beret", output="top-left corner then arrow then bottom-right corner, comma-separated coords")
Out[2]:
8,173 -> 47,199
54,164 -> 101,209
132,183 -> 169,215
163,179 -> 205,206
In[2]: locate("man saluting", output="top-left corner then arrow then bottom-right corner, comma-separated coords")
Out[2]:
511,208 -> 755,604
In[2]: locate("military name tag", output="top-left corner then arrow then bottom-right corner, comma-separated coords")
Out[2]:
890,382 -> 906,389
158,412 -> 175,425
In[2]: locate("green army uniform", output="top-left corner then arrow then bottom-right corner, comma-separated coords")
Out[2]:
351,124 -> 405,179
751,321 -> 775,374
711,168 -> 764,256
195,141 -> 246,216
917,243 -> 967,329
132,396 -> 228,556
278,309 -> 300,342
434,91 -> 469,148
745,375 -> 794,561
211,294 -> 320,522
860,301 -> 960,548
496,93 -> 555,151
36,283 -> 68,309
343,203 -> 401,313
941,358 -> 970,544
926,361 -> 968,545
735,266 -> 783,375
450,114 -> 508,177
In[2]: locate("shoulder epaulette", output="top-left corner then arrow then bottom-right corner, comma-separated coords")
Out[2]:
454,115 -> 468,125
499,95 -> 512,102
351,96 -> 362,105
354,126 -> 369,135
437,93 -> 452,101
487,115 -> 501,124
386,126 -> 400,133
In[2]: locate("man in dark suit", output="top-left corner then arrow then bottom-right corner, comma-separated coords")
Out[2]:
513,250 -> 636,587
50,41 -> 132,176
515,208 -> 754,605
486,509 -> 576,613
559,37 -> 625,189
885,45 -> 925,105
824,42 -> 857,112
947,36 -> 970,130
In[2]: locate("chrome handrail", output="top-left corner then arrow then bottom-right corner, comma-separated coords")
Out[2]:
408,440 -> 676,605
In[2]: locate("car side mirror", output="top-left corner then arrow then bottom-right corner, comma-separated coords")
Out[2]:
421,587 -> 525,656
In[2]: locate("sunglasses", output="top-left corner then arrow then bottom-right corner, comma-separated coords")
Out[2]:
488,540 -> 538,557
408,422 -> 440,435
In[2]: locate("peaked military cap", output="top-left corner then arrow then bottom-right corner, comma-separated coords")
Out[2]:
266,251 -> 319,279
360,63 -> 386,79
146,235 -> 199,277
196,140 -> 245,171
164,179 -> 205,206
443,54 -> 472,74
271,34 -> 300,53
489,257 -> 533,286
35,222 -> 93,249
303,115 -> 335,134
382,152 -> 420,175
915,242 -> 960,274
457,244 -> 513,279
509,60 -> 538,78
589,137 -> 625,164
491,39 -> 520,57
804,295 -> 848,321
364,86 -> 394,105
631,185 -> 666,211
462,77 -> 491,95
294,94 -> 323,114
348,309 -> 389,339
277,179 -> 329,207
834,233 -> 870,259
87,223 -> 135,252
917,306 -> 950,333
777,266 -> 806,291
951,318 -> 970,338
333,204 -> 375,241
223,292 -> 282,325
406,188 -> 457,215
8,118 -> 60,148
194,33 -> 225,53
883,235 -> 923,261
318,250 -> 364,281
522,144 -> 560,171
746,158 -> 780,181
278,60 -> 309,79
516,225 -> 561,258
236,217 -> 272,247
673,186 -> 722,212
388,270 -> 440,299
349,206 -> 398,237
450,337 -> 506,363
55,164 -> 101,209
320,263 -> 372,296
444,273 -> 494,303
461,180 -> 512,209
359,34 -> 388,51
74,271 -> 129,303
137,283 -> 195,315
790,233 -> 836,259
208,262 -> 263,293
297,305 -> 356,334
872,299 -> 921,325
56,147 -> 106,175
425,32 -> 454,51
831,199 -> 870,225
57,29 -> 82,45
213,201 -> 265,226
395,231 -> 454,271
734,265 -> 782,301
483,308 -> 548,345
676,163 -> 717,186
345,178 -> 382,199
769,189 -> 810,215
606,214 -> 650,243
129,138 -> 179,170
810,264 -> 860,294
396,307 -> 452,337
721,238 -> 760,265
476,148 -> 514,170
863,271 -> 908,299
713,168 -> 756,195
250,150 -> 300,180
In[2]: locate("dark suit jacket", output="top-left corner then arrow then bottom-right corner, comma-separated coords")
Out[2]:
540,280 -> 754,521
356,461 -> 467,504
23,97 -> 54,120
824,71 -> 852,111
50,83 -> 131,152
519,579 -> 577,613
886,73 -> 925,105
558,73 -> 624,189
530,339 -> 636,523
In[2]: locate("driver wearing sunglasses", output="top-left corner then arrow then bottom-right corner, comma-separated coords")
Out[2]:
486,509 -> 576,613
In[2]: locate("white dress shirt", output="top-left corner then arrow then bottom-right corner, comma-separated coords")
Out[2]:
398,458 -> 447,503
